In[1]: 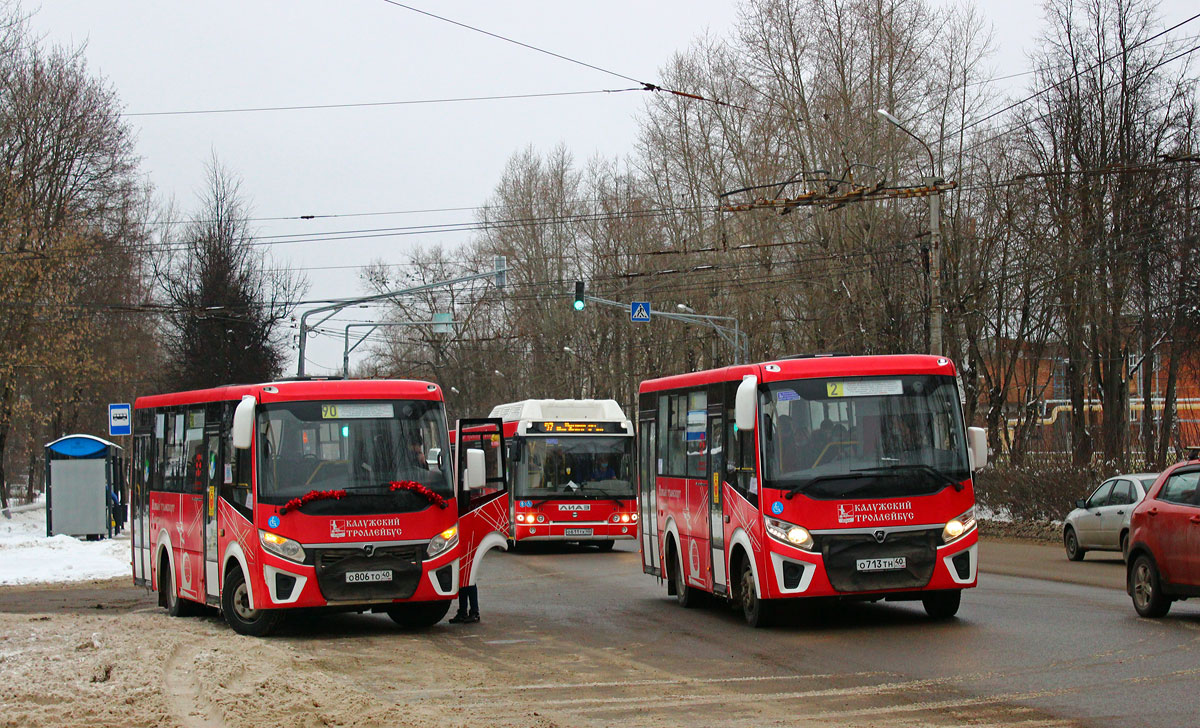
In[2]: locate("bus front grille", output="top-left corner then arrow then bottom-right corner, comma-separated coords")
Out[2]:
817,529 -> 939,593
312,545 -> 427,601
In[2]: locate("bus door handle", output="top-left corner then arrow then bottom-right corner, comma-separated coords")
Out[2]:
724,515 -> 730,524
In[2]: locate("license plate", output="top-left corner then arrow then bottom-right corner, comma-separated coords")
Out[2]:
856,557 -> 906,572
564,528 -> 593,537
345,570 -> 392,583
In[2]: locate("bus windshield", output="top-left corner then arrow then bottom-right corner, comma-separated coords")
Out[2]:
256,400 -> 452,514
760,375 -> 969,499
516,436 -> 635,499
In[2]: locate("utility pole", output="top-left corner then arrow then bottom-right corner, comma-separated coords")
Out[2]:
877,109 -> 942,356
927,176 -> 943,356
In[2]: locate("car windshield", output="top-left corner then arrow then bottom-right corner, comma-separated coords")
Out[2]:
760,375 -> 970,499
515,436 -> 635,498
256,400 -> 452,514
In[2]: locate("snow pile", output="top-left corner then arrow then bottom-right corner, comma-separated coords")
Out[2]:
0,504 -> 129,586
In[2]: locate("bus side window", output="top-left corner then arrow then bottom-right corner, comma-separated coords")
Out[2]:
220,405 -> 254,519
725,390 -> 758,506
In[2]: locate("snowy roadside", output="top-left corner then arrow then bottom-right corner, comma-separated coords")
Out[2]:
0,504 -> 130,586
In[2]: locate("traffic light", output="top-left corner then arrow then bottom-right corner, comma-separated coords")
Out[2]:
573,281 -> 586,311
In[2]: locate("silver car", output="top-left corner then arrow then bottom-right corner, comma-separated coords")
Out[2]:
1063,473 -> 1158,561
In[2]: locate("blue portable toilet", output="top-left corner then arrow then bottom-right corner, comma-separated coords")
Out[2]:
44,434 -> 124,540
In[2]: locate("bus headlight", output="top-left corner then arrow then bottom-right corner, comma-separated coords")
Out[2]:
259,530 -> 306,564
427,526 -> 458,559
764,517 -> 814,551
942,508 -> 976,544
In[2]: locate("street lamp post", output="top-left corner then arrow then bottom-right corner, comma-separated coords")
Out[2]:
877,109 -> 943,356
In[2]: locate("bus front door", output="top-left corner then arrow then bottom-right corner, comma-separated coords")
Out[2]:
203,429 -> 222,605
638,415 -> 660,576
454,418 -> 509,592
707,409 -> 727,596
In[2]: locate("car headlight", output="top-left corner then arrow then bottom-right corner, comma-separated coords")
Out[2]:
427,526 -> 458,559
942,507 -> 976,544
259,530 -> 306,564
764,517 -> 814,551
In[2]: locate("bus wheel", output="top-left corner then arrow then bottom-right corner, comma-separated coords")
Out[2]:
596,540 -> 615,552
739,559 -> 772,628
670,543 -> 697,608
922,589 -> 962,619
221,568 -> 281,637
386,600 -> 452,629
160,556 -> 197,617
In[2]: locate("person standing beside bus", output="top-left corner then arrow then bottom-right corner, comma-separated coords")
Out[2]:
449,583 -> 479,623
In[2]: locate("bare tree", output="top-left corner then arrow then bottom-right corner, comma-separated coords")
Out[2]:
157,157 -> 306,391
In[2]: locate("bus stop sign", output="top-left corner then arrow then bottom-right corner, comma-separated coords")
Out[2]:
108,403 -> 131,436
630,302 -> 651,323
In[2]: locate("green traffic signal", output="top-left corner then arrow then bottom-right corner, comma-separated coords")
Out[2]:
573,281 -> 585,310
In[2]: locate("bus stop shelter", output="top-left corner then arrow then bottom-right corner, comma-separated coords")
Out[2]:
44,434 -> 124,540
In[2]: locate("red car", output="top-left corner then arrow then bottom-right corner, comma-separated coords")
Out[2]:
1126,457 -> 1200,618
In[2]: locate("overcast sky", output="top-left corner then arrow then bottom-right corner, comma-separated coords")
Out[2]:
29,0 -> 1196,378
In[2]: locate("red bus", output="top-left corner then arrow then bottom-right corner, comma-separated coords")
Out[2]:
637,355 -> 988,626
130,379 -> 484,635
490,399 -> 637,550
452,399 -> 638,551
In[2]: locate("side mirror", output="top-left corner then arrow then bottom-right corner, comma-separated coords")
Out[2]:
1075,498 -> 1087,509
735,375 -> 758,433
465,448 -> 486,490
967,426 -> 987,470
232,395 -> 256,450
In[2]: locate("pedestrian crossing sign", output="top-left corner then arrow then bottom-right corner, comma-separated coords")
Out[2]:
630,302 -> 651,323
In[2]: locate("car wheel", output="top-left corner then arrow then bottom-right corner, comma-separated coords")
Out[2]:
922,589 -> 962,619
1120,532 -> 1130,563
1130,554 -> 1171,618
1064,527 -> 1086,561
221,567 -> 282,636
386,600 -> 451,629
739,559 -> 772,628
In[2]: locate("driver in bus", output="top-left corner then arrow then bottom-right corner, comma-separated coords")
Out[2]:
407,435 -> 428,470
590,456 -> 616,481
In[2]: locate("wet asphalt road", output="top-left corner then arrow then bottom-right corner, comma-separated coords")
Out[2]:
355,537 -> 1200,727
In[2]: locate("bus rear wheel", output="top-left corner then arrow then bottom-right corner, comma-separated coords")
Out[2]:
221,567 -> 281,637
386,600 -> 452,629
922,589 -> 962,619
669,542 -> 697,608
596,540 -> 615,552
160,556 -> 198,617
739,559 -> 772,628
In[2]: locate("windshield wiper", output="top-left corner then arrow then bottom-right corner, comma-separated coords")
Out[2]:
784,472 -> 868,499
852,464 -> 963,491
578,484 -> 627,507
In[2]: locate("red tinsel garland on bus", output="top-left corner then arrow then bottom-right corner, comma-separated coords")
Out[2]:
389,480 -> 449,509
279,489 -> 347,514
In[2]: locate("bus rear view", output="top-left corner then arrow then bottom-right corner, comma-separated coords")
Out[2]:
637,355 -> 988,627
